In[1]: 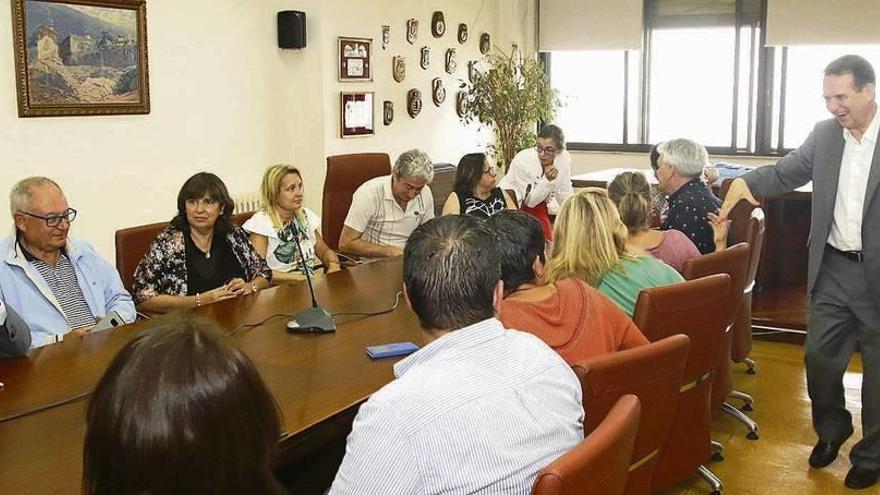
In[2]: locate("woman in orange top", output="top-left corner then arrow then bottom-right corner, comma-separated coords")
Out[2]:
487,210 -> 648,364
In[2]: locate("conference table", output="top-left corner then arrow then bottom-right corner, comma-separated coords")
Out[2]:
0,257 -> 422,494
572,168 -> 813,332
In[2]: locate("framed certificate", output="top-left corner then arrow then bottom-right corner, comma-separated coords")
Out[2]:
338,37 -> 372,82
340,92 -> 374,137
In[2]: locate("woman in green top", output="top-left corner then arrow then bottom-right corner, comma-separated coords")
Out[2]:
545,188 -> 683,316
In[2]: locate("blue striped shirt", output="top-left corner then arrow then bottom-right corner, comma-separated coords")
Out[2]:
329,318 -> 584,495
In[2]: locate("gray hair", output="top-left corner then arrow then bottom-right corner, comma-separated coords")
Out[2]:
393,149 -> 435,183
9,176 -> 62,218
658,139 -> 709,178
538,124 -> 566,150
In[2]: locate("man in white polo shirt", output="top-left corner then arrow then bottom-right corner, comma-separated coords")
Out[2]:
339,149 -> 434,258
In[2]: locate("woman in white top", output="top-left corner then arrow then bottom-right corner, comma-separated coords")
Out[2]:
244,164 -> 341,284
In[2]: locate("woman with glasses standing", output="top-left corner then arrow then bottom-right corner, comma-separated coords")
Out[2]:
441,153 -> 516,218
498,124 -> 574,239
133,172 -> 271,314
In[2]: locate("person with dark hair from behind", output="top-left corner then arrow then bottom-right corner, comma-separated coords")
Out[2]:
441,152 -> 516,218
609,171 -> 710,273
83,312 -> 284,495
0,298 -> 31,357
133,172 -> 271,314
329,215 -> 584,494
488,210 -> 647,364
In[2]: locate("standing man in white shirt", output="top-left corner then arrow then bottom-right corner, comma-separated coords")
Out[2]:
499,124 -> 574,239
720,54 -> 880,490
329,215 -> 584,495
339,149 -> 435,258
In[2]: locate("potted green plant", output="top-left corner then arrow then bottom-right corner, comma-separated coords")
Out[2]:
460,44 -> 561,171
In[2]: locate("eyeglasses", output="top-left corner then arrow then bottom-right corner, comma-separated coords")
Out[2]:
535,145 -> 559,156
20,208 -> 77,227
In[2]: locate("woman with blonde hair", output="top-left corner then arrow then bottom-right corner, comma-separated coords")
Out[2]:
608,171 -> 703,273
545,188 -> 683,316
244,164 -> 340,284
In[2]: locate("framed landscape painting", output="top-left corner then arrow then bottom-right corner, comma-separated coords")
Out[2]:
11,0 -> 150,117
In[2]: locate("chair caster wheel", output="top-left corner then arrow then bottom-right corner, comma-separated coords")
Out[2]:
747,431 -> 759,440
711,452 -> 724,462
711,491 -> 722,495
746,368 -> 756,375
741,403 -> 754,412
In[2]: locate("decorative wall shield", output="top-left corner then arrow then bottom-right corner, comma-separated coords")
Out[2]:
457,23 -> 468,44
456,91 -> 466,117
392,56 -> 406,82
445,48 -> 457,74
468,60 -> 479,83
406,18 -> 418,44
480,33 -> 491,54
420,46 -> 430,69
381,25 -> 390,50
383,100 -> 394,125
432,78 -> 446,106
407,88 -> 422,118
431,11 -> 445,38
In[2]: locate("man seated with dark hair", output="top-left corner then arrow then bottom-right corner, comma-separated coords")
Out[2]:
487,210 -> 648,364
329,215 -> 584,494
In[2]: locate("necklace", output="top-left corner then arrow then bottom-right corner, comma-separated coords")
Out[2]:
191,232 -> 213,259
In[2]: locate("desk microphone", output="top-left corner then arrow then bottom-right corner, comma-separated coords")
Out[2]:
285,221 -> 336,333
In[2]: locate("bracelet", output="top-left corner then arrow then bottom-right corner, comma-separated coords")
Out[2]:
195,292 -> 201,307
251,281 -> 258,294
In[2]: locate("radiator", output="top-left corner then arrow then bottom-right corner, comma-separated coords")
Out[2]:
232,192 -> 261,213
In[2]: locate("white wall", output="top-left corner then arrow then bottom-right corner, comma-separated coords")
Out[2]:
0,0 -> 533,262
0,0 -> 322,260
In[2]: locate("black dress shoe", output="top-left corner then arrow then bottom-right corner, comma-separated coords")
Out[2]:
809,439 -> 844,468
845,466 -> 880,489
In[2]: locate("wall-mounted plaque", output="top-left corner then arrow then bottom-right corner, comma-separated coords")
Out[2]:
340,91 -> 374,137
381,25 -> 390,50
338,37 -> 372,82
406,18 -> 418,44
457,23 -> 468,44
432,78 -> 446,106
468,60 -> 479,83
431,11 -> 445,38
383,100 -> 394,125
456,91 -> 467,117
420,46 -> 430,70
407,88 -> 422,118
392,56 -> 406,82
480,33 -> 490,54
445,48 -> 457,74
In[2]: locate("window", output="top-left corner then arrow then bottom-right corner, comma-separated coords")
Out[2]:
774,45 -> 880,149
647,27 -> 737,146
546,0 -> 880,156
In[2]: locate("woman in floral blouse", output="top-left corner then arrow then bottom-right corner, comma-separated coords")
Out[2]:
133,173 -> 271,313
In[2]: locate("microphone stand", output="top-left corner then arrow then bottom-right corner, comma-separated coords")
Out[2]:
285,221 -> 336,333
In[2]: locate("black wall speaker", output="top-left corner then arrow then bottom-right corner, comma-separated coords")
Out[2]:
278,11 -> 306,49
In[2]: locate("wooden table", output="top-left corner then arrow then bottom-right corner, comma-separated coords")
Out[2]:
571,169 -> 813,331
0,257 -> 423,494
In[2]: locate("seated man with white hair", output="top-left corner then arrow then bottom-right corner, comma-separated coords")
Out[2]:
0,177 -> 135,348
339,149 -> 435,258
654,138 -> 722,254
